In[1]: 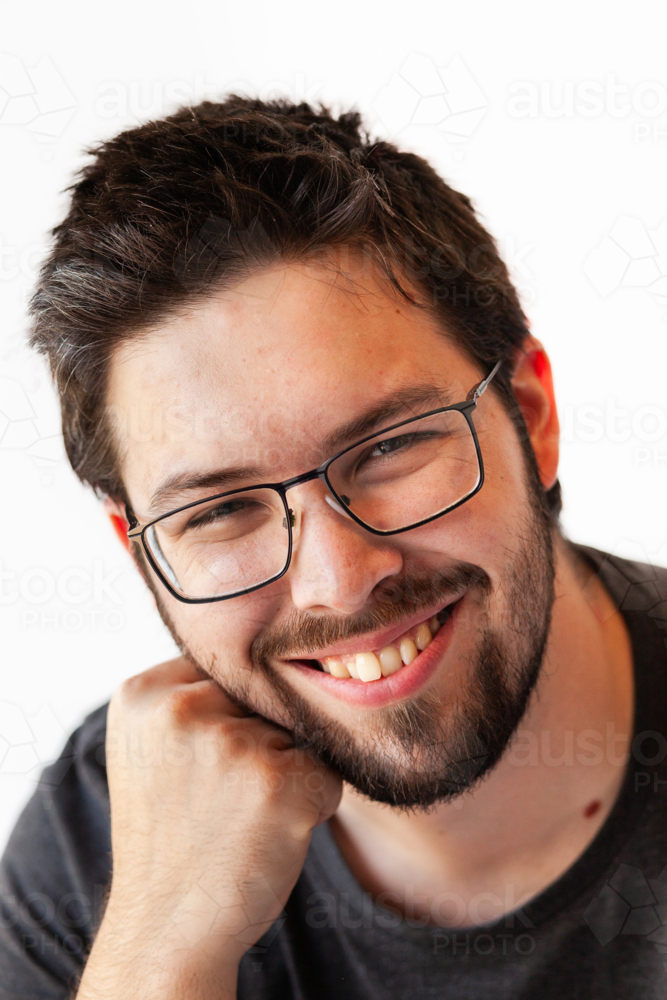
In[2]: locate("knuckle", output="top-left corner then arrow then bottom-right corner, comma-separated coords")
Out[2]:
223,724 -> 260,762
154,685 -> 202,726
115,660 -> 178,703
112,671 -> 153,711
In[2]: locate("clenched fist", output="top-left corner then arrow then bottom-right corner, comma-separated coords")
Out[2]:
75,656 -> 342,1000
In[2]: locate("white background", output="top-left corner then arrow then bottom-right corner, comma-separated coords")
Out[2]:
1,0 -> 667,851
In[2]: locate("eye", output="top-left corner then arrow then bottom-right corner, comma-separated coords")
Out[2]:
368,433 -> 414,458
349,428 -> 444,482
187,497 -> 257,529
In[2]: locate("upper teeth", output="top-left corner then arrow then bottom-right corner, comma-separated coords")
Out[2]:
320,613 -> 443,683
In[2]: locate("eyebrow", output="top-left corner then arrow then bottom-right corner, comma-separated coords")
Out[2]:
146,382 -> 454,516
321,383 -> 453,454
148,466 -> 263,516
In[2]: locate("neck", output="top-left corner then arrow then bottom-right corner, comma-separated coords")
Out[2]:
329,536 -> 635,928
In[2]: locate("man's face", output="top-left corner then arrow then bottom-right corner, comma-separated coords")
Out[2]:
108,257 -> 555,808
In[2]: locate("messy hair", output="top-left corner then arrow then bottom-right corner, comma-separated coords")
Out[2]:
29,95 -> 561,516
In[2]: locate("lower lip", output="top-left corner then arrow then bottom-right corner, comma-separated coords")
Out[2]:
288,598 -> 462,709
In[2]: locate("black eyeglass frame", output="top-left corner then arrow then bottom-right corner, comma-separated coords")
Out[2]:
126,361 -> 502,604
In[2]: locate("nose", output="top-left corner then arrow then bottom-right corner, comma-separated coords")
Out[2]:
286,483 -> 403,614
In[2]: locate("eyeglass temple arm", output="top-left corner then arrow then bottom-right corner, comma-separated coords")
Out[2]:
124,506 -> 140,536
466,360 -> 502,402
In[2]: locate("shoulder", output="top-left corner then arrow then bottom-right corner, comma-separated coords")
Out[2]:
573,542 -> 667,622
0,703 -> 111,999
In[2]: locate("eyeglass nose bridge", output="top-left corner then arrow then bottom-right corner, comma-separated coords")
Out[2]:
279,468 -> 349,538
279,467 -> 325,492
276,399 -> 487,544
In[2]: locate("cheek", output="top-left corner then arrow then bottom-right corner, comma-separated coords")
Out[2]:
166,598 -> 269,674
399,435 -> 535,582
404,499 -> 512,568
477,414 -> 538,515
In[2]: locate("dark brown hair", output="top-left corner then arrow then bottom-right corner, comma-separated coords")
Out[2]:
29,95 -> 561,516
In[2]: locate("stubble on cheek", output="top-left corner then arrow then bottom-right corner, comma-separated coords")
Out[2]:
133,483 -> 556,810
131,549 -> 290,724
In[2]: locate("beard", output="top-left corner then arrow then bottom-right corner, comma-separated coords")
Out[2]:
143,463 -> 555,812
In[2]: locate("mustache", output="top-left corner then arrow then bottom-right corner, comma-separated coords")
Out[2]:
251,562 -> 491,663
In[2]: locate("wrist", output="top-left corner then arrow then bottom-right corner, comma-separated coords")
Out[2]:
77,900 -> 242,1000
77,949 -> 240,1000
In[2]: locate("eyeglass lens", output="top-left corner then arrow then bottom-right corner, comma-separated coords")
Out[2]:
144,409 -> 480,600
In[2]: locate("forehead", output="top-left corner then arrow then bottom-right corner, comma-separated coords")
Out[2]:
108,258 -> 477,510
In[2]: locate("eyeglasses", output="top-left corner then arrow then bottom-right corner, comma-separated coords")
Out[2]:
127,361 -> 502,604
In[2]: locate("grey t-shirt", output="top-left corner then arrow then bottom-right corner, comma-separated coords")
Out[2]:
2,545 -> 667,998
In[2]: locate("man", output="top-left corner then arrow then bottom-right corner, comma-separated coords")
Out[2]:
1,95 -> 666,999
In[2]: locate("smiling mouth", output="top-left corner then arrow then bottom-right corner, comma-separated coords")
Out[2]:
294,600 -> 461,684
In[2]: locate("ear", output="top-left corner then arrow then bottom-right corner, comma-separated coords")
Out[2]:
103,496 -> 156,602
103,496 -> 131,553
510,338 -> 560,491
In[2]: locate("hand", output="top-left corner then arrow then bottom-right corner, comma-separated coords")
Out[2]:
75,656 -> 342,999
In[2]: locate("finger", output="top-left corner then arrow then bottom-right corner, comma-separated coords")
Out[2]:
145,654 -> 209,686
112,656 -> 248,719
